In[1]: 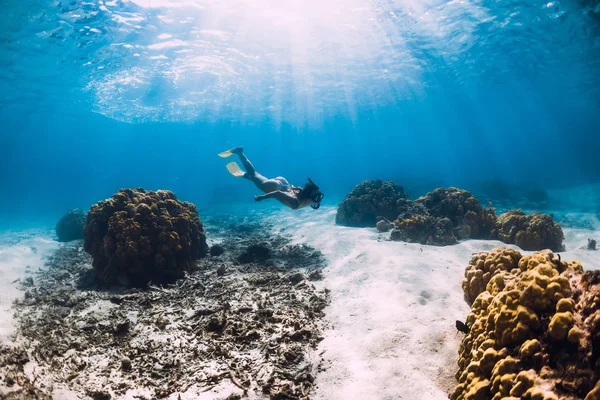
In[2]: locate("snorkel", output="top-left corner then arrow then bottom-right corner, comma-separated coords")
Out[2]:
308,178 -> 324,209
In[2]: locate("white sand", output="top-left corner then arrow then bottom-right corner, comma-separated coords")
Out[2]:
0,208 -> 598,399
267,206 -> 600,400
0,230 -> 59,343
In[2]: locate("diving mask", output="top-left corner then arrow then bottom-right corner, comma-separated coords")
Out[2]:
311,191 -> 324,209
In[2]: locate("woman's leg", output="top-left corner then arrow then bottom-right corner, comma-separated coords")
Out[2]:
231,148 -> 267,189
237,153 -> 256,176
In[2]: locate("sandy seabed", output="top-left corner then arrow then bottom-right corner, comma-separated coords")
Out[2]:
0,206 -> 598,400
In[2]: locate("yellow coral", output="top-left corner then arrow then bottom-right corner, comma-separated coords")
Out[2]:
569,261 -> 584,274
548,311 -> 574,340
452,247 -> 596,400
462,247 -> 521,304
519,339 -> 542,358
489,358 -> 533,398
567,326 -> 585,345
486,270 -> 518,297
463,378 -> 491,400
493,301 -> 539,346
509,370 -> 535,397
517,259 -> 571,312
556,298 -> 575,312
479,347 -> 503,375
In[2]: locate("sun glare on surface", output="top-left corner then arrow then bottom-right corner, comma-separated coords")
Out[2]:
78,0 -> 489,124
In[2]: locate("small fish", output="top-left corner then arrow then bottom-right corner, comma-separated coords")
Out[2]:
553,253 -> 561,268
456,320 -> 469,334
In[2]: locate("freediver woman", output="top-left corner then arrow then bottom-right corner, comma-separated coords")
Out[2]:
218,147 -> 324,210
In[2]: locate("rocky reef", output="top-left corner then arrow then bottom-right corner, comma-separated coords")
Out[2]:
4,218 -> 328,400
55,209 -> 86,242
83,188 -> 208,287
453,247 -> 599,400
376,218 -> 394,233
391,214 -> 457,246
391,188 -> 497,246
495,210 -> 565,252
415,188 -> 497,240
336,180 -> 407,227
338,181 -> 566,251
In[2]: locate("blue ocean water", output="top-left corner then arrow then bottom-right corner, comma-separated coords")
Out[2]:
1,0 -> 599,230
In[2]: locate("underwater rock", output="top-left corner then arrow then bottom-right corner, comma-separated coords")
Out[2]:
210,244 -> 225,257
414,187 -> 497,240
121,357 -> 132,371
376,218 -> 393,232
495,209 -> 565,252
452,247 -> 598,400
83,188 -> 208,287
336,179 -> 407,227
391,214 -> 435,244
390,187 -> 496,246
55,209 -> 87,242
391,214 -> 457,246
396,197 -> 428,220
237,242 -> 271,264
588,239 -> 597,251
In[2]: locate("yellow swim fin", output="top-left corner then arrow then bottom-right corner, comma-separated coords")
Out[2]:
218,149 -> 234,158
218,147 -> 243,158
226,162 -> 246,177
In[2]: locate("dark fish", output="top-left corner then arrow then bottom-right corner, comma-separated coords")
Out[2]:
553,253 -> 562,268
456,320 -> 469,334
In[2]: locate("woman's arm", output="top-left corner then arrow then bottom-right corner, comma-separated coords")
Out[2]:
255,191 -> 300,209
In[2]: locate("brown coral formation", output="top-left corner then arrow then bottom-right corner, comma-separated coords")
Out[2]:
496,210 -> 565,252
338,182 -> 565,251
390,187 -> 497,245
376,218 -> 394,232
452,247 -> 599,400
391,215 -> 457,246
83,188 -> 208,287
335,180 -> 407,227
391,189 -> 564,250
416,188 -> 497,239
55,209 -> 86,242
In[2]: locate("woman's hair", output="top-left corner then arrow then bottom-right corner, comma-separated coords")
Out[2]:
296,178 -> 323,201
297,181 -> 320,200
